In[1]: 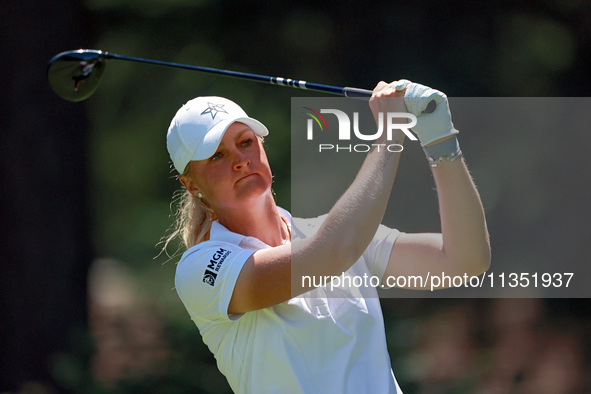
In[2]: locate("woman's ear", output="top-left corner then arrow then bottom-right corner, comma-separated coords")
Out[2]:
179,175 -> 200,197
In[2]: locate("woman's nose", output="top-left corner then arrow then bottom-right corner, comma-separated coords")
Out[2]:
232,150 -> 250,170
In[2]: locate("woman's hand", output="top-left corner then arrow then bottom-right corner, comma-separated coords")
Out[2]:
403,81 -> 458,147
368,81 -> 409,145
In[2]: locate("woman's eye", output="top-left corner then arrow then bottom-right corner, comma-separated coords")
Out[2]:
241,138 -> 253,147
211,152 -> 222,161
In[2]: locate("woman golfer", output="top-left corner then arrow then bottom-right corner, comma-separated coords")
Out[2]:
165,80 -> 490,393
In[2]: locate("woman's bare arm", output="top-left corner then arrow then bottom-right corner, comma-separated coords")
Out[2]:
229,82 -> 407,314
385,156 -> 491,288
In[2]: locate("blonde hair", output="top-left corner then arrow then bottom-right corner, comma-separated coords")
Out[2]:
161,168 -> 216,258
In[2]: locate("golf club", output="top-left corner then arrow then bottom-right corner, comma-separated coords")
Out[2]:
47,49 -> 435,112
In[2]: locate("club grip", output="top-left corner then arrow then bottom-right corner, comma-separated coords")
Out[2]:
342,87 -> 373,97
424,100 -> 436,113
342,87 -> 436,113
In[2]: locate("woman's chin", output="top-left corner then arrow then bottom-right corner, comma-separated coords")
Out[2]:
234,182 -> 271,201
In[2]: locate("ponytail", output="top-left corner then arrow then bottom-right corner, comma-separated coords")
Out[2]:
161,174 -> 216,258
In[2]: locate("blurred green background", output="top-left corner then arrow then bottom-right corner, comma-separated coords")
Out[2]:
1,0 -> 590,392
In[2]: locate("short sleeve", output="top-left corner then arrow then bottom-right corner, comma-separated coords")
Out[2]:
362,224 -> 402,280
175,242 -> 255,322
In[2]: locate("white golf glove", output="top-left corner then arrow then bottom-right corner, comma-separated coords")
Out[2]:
399,81 -> 458,147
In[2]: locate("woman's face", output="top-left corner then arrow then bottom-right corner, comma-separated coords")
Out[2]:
180,122 -> 273,214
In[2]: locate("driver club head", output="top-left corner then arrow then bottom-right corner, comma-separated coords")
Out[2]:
47,49 -> 107,102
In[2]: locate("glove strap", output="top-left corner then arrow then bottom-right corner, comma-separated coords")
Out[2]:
423,136 -> 462,167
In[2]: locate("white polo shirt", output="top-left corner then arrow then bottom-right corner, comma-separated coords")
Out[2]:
175,208 -> 403,394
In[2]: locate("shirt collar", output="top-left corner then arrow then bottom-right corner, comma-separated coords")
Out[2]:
209,207 -> 292,250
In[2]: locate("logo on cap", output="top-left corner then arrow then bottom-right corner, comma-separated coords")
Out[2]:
201,102 -> 228,119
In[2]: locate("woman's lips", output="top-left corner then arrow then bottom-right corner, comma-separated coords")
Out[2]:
236,173 -> 257,184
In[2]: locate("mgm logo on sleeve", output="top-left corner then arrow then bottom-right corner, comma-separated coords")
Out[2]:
203,248 -> 231,286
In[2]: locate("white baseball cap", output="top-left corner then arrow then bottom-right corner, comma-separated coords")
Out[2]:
167,96 -> 269,173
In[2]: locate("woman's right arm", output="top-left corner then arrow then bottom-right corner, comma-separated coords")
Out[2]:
228,82 -> 407,314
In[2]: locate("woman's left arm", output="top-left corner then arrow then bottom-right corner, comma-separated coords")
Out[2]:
382,81 -> 490,288
384,155 -> 491,287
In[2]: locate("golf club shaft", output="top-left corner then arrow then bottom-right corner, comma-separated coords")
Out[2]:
103,52 -> 373,98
